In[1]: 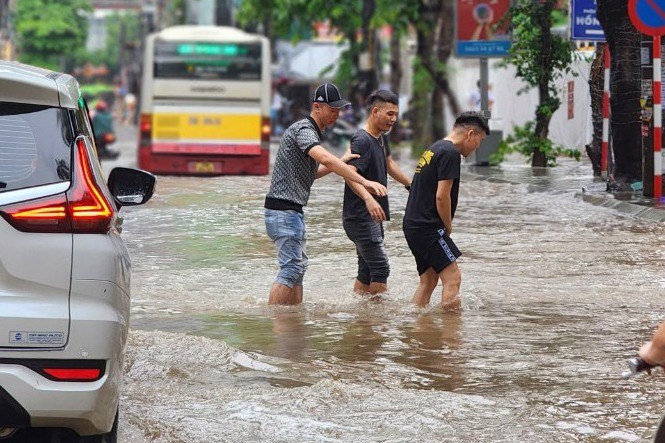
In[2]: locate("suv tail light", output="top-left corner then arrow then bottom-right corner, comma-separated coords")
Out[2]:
0,138 -> 115,233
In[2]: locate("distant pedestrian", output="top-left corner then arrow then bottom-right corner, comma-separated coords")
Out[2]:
265,83 -> 388,305
402,111 -> 489,309
467,80 -> 494,112
123,92 -> 136,125
342,90 -> 411,297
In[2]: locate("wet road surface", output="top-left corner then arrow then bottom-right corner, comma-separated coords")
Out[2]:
106,128 -> 665,442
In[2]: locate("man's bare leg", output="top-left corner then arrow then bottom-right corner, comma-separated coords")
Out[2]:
353,279 -> 371,294
412,268 -> 438,307
269,283 -> 297,305
439,262 -> 462,311
368,282 -> 387,295
293,284 -> 303,304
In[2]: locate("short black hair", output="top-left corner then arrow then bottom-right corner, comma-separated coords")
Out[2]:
454,111 -> 490,135
366,89 -> 399,110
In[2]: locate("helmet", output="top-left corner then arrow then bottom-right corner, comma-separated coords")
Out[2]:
95,100 -> 108,111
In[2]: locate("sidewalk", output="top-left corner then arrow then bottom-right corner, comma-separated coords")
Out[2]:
462,156 -> 665,223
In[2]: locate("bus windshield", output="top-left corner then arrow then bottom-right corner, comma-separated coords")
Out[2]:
153,41 -> 262,81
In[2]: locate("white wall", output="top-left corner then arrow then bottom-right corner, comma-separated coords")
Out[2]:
447,55 -> 594,150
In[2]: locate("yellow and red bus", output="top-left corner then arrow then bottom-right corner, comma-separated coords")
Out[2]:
138,26 -> 271,175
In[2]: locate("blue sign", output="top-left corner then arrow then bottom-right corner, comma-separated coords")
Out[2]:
629,0 -> 665,36
571,0 -> 605,41
456,41 -> 512,57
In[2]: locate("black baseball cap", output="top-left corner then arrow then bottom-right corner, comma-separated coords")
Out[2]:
313,83 -> 350,109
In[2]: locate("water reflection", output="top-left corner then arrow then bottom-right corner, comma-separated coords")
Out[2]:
396,313 -> 465,390
269,308 -> 308,361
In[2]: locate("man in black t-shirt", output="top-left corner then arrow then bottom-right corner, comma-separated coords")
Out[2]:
343,90 -> 412,296
403,112 -> 489,309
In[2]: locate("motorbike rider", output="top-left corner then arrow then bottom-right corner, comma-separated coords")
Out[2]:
92,100 -> 120,160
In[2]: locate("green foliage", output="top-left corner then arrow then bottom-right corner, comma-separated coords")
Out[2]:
503,0 -> 574,96
15,0 -> 92,69
489,121 -> 581,167
497,0 -> 577,166
236,0 -> 414,86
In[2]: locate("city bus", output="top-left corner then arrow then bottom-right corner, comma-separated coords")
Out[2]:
138,26 -> 271,175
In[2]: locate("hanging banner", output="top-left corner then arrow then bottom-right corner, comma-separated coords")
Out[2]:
455,0 -> 512,58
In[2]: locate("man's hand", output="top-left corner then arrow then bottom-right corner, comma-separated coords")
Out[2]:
363,179 -> 387,196
364,197 -> 386,221
341,149 -> 359,163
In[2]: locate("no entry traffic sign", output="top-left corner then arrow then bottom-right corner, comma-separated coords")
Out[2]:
629,0 -> 665,36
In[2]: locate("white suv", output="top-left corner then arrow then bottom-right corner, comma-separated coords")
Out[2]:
0,62 -> 155,442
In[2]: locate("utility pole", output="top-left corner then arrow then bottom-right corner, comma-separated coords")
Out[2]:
0,0 -> 15,60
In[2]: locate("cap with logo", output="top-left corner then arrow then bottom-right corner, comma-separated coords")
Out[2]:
312,83 -> 350,109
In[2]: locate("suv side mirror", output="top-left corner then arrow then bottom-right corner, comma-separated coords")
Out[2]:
107,167 -> 156,207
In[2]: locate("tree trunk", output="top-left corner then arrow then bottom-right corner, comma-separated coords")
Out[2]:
586,44 -> 605,176
596,0 -> 643,187
432,87 -> 445,140
389,30 -> 403,143
412,60 -> 434,154
415,0 -> 460,119
532,0 -> 554,168
359,0 -> 379,97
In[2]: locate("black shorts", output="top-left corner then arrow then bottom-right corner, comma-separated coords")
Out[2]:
404,228 -> 462,276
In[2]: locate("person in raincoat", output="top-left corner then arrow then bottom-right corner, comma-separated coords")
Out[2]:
92,100 -> 119,160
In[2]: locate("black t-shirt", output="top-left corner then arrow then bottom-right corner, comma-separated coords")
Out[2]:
403,139 -> 460,231
343,130 -> 391,221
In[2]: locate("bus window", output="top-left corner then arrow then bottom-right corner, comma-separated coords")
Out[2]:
154,42 -> 262,81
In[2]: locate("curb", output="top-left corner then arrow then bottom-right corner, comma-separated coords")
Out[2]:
574,192 -> 665,222
463,171 -> 665,223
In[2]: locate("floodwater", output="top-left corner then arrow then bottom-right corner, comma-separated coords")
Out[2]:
116,148 -> 665,442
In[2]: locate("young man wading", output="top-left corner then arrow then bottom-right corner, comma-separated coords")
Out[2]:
402,112 -> 489,310
342,90 -> 412,297
264,83 -> 387,305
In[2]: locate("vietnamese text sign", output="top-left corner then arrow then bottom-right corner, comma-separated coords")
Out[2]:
571,0 -> 605,41
456,0 -> 512,58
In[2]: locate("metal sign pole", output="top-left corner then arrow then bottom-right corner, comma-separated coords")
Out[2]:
480,57 -> 490,119
654,35 -> 662,200
601,45 -> 610,180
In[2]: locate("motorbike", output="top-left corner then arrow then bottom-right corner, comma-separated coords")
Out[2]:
95,132 -> 120,160
322,117 -> 357,150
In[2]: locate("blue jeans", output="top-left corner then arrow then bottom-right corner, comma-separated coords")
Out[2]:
343,219 -> 389,285
265,209 -> 307,288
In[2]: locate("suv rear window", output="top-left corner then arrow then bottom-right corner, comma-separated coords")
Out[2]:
0,102 -> 73,193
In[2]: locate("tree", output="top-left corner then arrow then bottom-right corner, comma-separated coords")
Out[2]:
585,44 -> 606,177
499,0 -> 578,167
596,0 -> 643,188
14,0 -> 92,70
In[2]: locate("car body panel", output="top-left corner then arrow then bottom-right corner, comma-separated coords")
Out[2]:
0,61 -> 78,108
0,60 -> 155,438
0,218 -> 72,349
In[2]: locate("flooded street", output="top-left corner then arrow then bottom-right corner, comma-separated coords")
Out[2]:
113,144 -> 665,442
